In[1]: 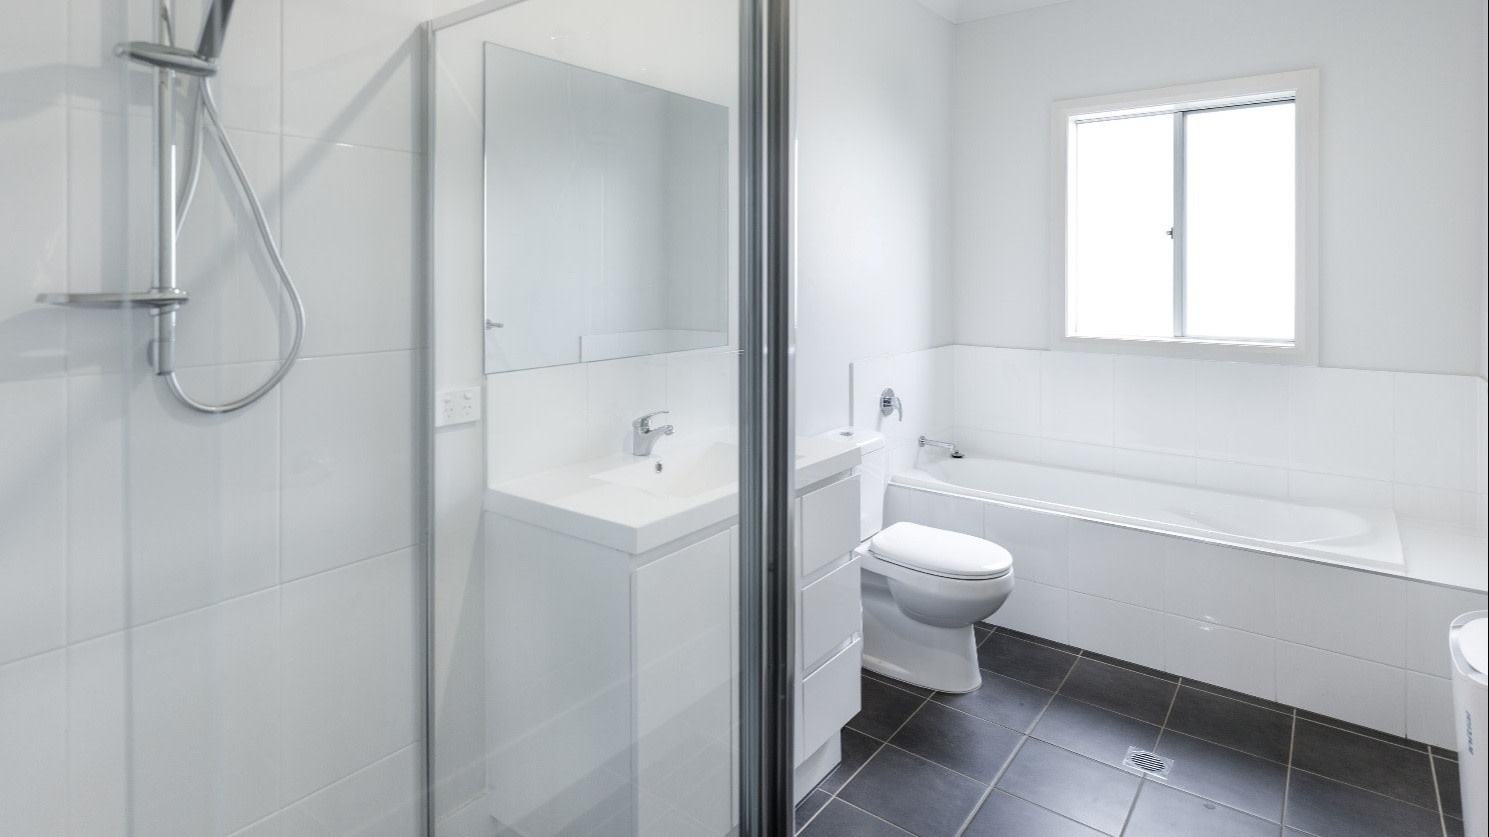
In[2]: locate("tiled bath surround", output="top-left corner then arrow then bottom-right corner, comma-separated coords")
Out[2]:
849,345 -> 1488,747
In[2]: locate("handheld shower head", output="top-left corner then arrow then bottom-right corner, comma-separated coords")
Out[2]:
194,0 -> 237,62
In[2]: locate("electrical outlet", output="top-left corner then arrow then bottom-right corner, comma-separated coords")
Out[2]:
435,387 -> 481,428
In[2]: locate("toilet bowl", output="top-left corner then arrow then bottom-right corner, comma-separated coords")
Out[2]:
859,522 -> 1014,693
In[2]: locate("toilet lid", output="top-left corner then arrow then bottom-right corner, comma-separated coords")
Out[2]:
868,522 -> 1013,580
1459,618 -> 1487,676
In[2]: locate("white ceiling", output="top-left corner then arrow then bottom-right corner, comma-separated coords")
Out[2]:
917,0 -> 1076,24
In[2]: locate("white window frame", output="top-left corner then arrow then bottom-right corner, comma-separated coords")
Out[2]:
1049,69 -> 1320,364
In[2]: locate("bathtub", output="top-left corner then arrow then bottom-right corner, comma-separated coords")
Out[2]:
893,456 -> 1404,573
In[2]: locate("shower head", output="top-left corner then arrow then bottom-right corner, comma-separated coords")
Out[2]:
194,0 -> 236,62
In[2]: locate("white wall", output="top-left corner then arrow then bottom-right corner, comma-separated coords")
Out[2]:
795,0 -> 956,435
952,0 -> 1488,376
0,0 -> 430,834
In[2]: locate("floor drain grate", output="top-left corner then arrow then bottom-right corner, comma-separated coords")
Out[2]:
1123,747 -> 1173,779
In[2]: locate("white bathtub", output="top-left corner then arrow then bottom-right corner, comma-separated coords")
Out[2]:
893,456 -> 1404,573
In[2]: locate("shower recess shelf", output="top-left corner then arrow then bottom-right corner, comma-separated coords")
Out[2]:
36,289 -> 190,310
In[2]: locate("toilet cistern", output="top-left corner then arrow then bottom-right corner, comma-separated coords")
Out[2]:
631,411 -> 674,456
920,436 -> 964,458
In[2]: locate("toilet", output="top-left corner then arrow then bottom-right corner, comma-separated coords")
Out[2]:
828,427 -> 1015,694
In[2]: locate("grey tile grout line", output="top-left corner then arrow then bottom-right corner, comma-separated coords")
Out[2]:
951,632 -> 1086,837
1280,708 -> 1297,836
1113,674 -> 1182,836
1429,752 -> 1449,837
801,684 -> 936,835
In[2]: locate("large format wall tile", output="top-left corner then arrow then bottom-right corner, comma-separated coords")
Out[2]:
0,378 -> 67,665
280,138 -> 421,359
1276,641 -> 1405,735
1067,521 -> 1164,611
280,351 -> 417,581
1163,615 -> 1276,699
1067,592 -> 1166,671
279,548 -> 422,803
1163,540 -> 1278,635
0,103 -> 67,382
0,652 -> 66,837
282,0 -> 430,152
1274,558 -> 1407,666
1287,366 -> 1393,481
1113,356 -> 1197,455
1039,351 -> 1113,446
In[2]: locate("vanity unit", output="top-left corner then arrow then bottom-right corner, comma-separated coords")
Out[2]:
481,432 -> 866,837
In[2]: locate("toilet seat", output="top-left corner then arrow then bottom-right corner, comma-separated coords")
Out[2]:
867,522 -> 1012,581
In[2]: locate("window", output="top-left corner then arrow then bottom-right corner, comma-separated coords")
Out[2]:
1051,71 -> 1318,363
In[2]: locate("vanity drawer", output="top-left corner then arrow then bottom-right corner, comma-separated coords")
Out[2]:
800,556 -> 861,670
798,475 -> 861,578
799,637 -> 862,762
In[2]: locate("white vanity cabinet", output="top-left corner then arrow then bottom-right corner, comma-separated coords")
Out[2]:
793,474 -> 864,800
483,463 -> 863,836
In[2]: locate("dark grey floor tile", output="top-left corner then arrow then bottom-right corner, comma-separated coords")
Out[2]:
933,670 -> 1053,732
1163,685 -> 1293,763
1179,677 -> 1294,714
1055,658 -> 1177,725
1435,755 -> 1463,818
1291,718 -> 1438,810
1296,711 -> 1430,752
865,667 -> 935,698
1122,781 -> 1281,837
1432,745 -> 1458,761
839,745 -> 987,837
994,626 -> 1082,654
889,701 -> 1024,782
974,622 -> 994,640
797,799 -> 914,837
1153,731 -> 1287,823
1285,770 -> 1444,837
1030,695 -> 1159,770
995,738 -> 1142,835
978,632 -> 1079,691
848,675 -> 927,741
1446,815 -> 1465,837
795,790 -> 832,833
962,789 -> 1105,837
1080,651 -> 1179,683
816,728 -> 880,795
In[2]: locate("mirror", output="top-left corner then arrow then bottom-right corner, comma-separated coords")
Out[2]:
483,44 -> 730,372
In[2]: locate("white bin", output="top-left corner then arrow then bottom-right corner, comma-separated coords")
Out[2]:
1451,611 -> 1487,836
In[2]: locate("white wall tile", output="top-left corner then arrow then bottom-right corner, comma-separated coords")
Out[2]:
281,139 -> 420,358
850,348 -> 947,446
0,0 -> 66,106
986,578 -> 1068,644
280,548 -> 421,803
0,652 -> 66,837
130,590 -> 281,837
1405,672 -> 1456,750
1287,470 -> 1393,510
1276,641 -> 1405,735
0,378 -> 67,664
1405,583 -> 1488,677
1191,360 -> 1290,467
0,103 -> 67,381
1163,540 -> 1278,635
666,351 -> 738,437
952,346 -> 978,428
1114,356 -> 1196,455
282,0 -> 429,152
65,0 -> 153,113
1163,616 -> 1275,699
1113,449 -> 1196,485
1193,458 -> 1290,500
907,489 -> 983,536
983,504 -> 1068,586
1067,593 -> 1165,671
486,364 -> 589,484
67,633 -> 127,837
281,351 -> 417,581
586,355 -> 668,457
1394,483 -> 1472,526
232,746 -> 424,837
1275,558 -> 1407,666
954,427 -> 1040,462
1393,372 -> 1476,491
1067,521 -> 1164,610
1038,438 -> 1113,473
883,484 -> 914,528
164,0 -> 283,134
1039,351 -> 1113,445
1287,367 -> 1393,480
974,347 -> 1041,436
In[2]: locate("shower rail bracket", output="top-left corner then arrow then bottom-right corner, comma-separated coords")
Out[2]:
36,289 -> 191,310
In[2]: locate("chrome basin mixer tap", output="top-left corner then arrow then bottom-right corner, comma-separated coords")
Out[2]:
632,411 -> 675,456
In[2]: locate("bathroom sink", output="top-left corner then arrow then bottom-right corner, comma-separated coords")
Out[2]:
592,442 -> 739,498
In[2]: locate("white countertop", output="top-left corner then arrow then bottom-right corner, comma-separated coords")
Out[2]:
484,431 -> 862,554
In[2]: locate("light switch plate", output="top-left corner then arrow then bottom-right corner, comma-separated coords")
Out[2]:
435,386 -> 481,428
